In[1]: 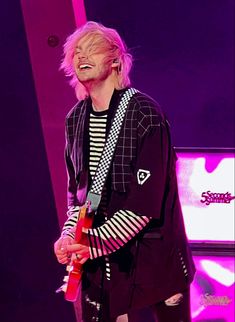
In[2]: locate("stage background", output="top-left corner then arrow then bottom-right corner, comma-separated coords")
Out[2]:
0,0 -> 234,321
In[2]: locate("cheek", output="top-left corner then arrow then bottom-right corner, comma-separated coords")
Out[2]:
102,55 -> 113,65
100,58 -> 113,72
72,55 -> 78,69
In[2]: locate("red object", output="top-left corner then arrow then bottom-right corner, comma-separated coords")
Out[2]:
64,203 -> 93,302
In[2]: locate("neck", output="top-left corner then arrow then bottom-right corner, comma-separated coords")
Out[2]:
85,75 -> 117,112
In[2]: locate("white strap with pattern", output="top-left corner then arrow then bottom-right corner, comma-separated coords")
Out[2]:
87,88 -> 138,211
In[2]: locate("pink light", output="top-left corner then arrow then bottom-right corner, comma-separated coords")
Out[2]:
200,259 -> 235,287
191,256 -> 235,321
176,152 -> 235,242
72,0 -> 87,27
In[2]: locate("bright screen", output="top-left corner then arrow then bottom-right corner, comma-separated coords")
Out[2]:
176,150 -> 235,242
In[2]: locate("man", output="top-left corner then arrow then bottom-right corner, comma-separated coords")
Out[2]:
54,21 -> 195,322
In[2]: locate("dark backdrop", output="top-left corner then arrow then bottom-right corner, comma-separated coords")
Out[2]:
85,0 -> 235,148
0,1 -> 234,321
0,1 -> 76,321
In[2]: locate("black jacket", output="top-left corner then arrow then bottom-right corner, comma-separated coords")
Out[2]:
65,88 -> 195,317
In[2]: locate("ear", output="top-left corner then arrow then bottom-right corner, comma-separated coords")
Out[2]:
111,58 -> 119,68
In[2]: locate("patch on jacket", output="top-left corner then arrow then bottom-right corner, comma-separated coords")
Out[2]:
137,169 -> 151,185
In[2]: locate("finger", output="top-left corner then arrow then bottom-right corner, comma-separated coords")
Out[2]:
73,251 -> 86,262
66,244 -> 82,252
57,252 -> 71,261
57,254 -> 68,262
79,258 -> 88,265
58,254 -> 71,264
58,252 -> 70,259
57,257 -> 67,264
58,256 -> 66,263
74,252 -> 87,262
56,249 -> 67,255
58,258 -> 69,264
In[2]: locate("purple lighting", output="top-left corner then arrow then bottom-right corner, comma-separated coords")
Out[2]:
176,151 -> 235,242
191,256 -> 234,321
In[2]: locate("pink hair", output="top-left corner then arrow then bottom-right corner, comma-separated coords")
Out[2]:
60,21 -> 133,100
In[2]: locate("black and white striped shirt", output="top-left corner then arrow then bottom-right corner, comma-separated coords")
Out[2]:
62,109 -> 150,260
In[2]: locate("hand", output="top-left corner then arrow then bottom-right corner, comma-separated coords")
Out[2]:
66,244 -> 90,265
54,236 -> 74,264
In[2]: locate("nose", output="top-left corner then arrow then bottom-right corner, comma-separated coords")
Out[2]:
77,50 -> 88,61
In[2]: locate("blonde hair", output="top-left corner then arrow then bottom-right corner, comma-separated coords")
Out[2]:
60,21 -> 133,100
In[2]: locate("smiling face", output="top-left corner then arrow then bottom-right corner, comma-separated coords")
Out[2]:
72,34 -> 118,86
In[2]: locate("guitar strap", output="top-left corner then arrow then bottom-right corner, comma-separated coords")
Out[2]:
56,89 -> 138,299
86,87 -> 138,211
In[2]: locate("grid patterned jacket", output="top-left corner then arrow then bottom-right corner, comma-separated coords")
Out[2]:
64,88 -> 195,316
66,88 -> 168,216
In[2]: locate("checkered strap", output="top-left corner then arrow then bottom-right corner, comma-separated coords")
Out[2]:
87,88 -> 138,211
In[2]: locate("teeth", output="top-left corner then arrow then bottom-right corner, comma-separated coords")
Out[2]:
79,64 -> 92,69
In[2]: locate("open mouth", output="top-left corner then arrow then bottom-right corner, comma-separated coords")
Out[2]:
79,64 -> 93,70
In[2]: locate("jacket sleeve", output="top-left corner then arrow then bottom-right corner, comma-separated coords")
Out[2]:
61,116 -> 85,238
86,114 -> 171,259
123,117 -> 171,219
